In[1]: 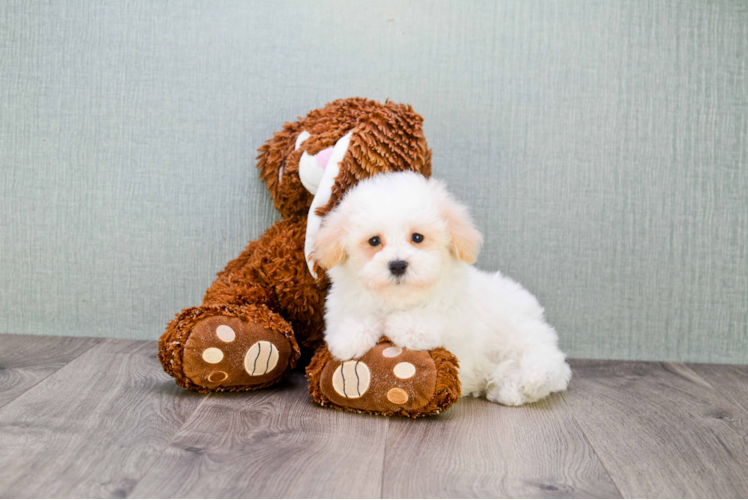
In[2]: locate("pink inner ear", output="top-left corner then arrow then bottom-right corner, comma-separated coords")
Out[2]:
315,147 -> 334,169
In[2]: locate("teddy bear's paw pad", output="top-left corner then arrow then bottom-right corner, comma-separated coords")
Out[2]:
244,341 -> 280,376
332,361 -> 371,398
318,342 -> 438,413
182,315 -> 292,390
387,388 -> 409,404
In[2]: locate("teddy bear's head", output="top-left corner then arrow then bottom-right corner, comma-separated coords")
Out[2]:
256,97 -> 432,276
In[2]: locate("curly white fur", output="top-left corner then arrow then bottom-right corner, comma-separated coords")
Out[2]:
313,172 -> 571,406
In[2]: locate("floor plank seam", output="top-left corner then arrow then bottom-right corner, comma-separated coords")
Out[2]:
665,361 -> 748,423
0,338 -> 103,412
125,393 -> 213,499
662,362 -> 714,390
559,391 -> 626,499
686,364 -> 748,419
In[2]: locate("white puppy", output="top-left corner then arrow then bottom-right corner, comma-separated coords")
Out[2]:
313,172 -> 571,406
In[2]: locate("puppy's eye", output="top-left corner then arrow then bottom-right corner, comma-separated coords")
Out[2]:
368,236 -> 381,247
411,233 -> 424,243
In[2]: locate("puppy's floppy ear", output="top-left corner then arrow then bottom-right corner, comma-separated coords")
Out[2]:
312,208 -> 348,270
432,180 -> 483,265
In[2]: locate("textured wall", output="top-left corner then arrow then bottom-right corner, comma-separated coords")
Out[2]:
1,1 -> 746,363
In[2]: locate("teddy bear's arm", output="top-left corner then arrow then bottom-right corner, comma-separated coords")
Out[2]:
201,236 -> 278,310
198,217 -> 324,351
202,217 -> 312,306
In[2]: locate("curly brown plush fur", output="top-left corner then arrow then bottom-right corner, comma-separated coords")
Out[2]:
158,97 -> 460,416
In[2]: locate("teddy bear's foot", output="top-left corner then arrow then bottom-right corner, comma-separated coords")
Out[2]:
159,304 -> 300,393
306,338 -> 460,418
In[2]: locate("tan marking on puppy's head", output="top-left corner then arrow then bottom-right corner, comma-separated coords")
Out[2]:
359,234 -> 386,263
429,179 -> 483,265
438,192 -> 483,265
312,206 -> 349,270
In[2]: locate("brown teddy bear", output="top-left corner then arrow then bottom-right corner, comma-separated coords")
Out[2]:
158,98 -> 461,417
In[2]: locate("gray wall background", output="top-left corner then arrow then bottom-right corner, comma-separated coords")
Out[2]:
1,1 -> 746,363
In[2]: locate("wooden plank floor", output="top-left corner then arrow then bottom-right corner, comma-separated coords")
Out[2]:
0,335 -> 746,498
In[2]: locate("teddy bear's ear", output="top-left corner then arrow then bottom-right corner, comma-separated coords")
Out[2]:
312,207 -> 349,270
256,120 -> 303,203
313,102 -> 432,221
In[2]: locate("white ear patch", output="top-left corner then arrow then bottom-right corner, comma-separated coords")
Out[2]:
295,130 -> 311,150
304,131 -> 352,278
299,151 -> 325,194
280,131 -> 312,185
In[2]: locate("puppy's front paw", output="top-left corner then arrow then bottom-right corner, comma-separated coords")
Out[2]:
384,313 -> 442,351
326,318 -> 383,361
328,337 -> 377,362
397,334 -> 441,352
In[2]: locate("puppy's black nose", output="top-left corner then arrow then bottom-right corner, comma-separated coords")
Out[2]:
388,260 -> 408,276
